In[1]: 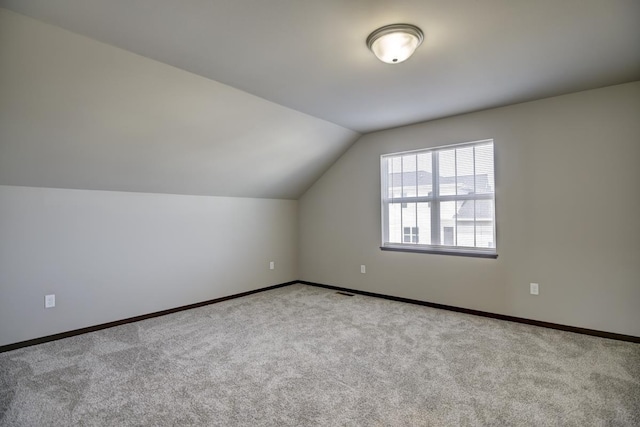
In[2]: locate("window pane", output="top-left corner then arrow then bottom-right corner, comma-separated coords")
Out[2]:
388,203 -> 402,244
417,152 -> 432,197
456,200 -> 476,247
440,201 -> 457,245
456,146 -> 474,194
476,220 -> 495,248
439,149 -> 456,196
443,227 -> 454,246
402,202 -> 417,244
402,155 -> 417,197
474,143 -> 494,194
416,202 -> 431,245
475,199 -> 495,248
389,157 -> 402,199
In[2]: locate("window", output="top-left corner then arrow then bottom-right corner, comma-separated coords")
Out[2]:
443,227 -> 454,245
403,227 -> 419,243
380,140 -> 497,257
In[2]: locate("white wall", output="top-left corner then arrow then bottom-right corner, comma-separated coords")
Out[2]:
299,82 -> 640,337
0,186 -> 297,346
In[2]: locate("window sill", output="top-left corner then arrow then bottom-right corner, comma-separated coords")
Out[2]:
380,245 -> 498,259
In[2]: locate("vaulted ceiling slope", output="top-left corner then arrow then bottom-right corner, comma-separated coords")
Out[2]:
2,0 -> 639,133
2,2 -> 640,200
0,9 -> 359,199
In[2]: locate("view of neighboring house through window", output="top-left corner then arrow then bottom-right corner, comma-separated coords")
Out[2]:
380,140 -> 496,257
403,227 -> 419,243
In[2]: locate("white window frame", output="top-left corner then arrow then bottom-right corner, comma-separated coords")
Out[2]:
380,139 -> 497,258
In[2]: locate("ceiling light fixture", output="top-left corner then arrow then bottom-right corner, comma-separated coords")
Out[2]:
366,23 -> 424,64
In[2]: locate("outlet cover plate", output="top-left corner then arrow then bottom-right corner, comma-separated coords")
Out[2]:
45,294 -> 56,308
530,283 -> 539,295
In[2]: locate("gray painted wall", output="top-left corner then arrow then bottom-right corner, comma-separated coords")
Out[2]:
0,186 -> 297,346
299,82 -> 640,337
0,9 -> 305,348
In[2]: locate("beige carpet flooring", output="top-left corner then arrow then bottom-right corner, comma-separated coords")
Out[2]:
1,284 -> 639,426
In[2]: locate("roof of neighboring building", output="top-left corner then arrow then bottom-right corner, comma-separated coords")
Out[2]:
390,171 -> 491,193
455,199 -> 494,220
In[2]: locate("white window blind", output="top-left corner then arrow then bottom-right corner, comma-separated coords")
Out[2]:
380,140 -> 497,257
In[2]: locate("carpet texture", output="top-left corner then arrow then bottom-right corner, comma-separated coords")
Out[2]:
1,284 -> 639,426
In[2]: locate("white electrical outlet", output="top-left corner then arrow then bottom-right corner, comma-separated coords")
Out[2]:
45,294 -> 56,308
269,261 -> 275,270
360,265 -> 366,274
530,283 -> 539,295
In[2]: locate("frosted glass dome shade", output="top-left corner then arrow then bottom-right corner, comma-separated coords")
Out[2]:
367,24 -> 424,64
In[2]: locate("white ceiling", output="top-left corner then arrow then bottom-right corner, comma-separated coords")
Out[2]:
1,0 -> 639,133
